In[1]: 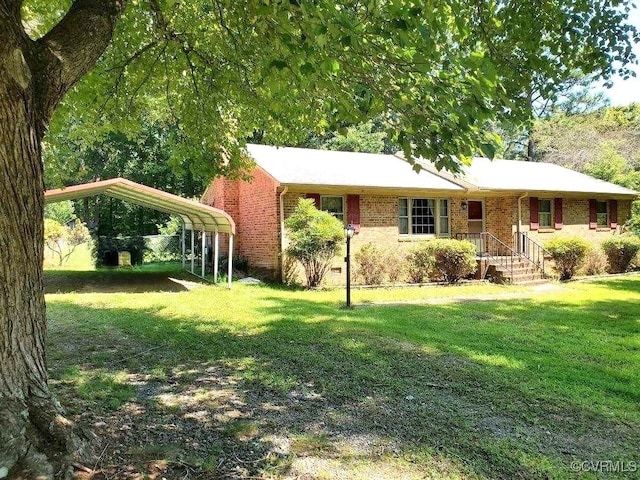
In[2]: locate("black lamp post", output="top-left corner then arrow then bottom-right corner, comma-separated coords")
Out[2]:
345,224 -> 356,307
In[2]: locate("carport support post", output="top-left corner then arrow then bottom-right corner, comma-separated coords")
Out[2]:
227,235 -> 233,289
190,229 -> 195,274
214,230 -> 219,283
181,223 -> 186,269
201,229 -> 206,278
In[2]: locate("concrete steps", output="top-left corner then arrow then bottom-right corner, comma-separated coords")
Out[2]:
486,258 -> 547,285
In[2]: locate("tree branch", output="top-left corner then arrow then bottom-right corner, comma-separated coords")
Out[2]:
30,0 -> 126,127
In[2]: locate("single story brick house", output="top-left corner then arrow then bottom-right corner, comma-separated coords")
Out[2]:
203,144 -> 638,281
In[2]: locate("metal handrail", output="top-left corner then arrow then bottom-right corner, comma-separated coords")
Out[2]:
513,232 -> 549,277
455,232 -> 515,282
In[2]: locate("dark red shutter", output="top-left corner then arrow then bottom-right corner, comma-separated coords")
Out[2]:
609,200 -> 618,229
346,194 -> 360,232
589,199 -> 597,229
306,193 -> 320,208
529,197 -> 539,231
554,198 -> 563,230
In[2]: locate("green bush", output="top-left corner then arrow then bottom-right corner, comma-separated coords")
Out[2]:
216,254 -> 249,277
92,236 -> 148,267
285,198 -> 344,288
406,242 -> 433,283
601,235 -> 640,273
545,237 -> 590,280
385,248 -> 407,284
581,248 -> 607,276
354,243 -> 387,285
425,239 -> 477,283
406,239 -> 476,284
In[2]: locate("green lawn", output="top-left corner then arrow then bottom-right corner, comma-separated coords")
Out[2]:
45,270 -> 640,479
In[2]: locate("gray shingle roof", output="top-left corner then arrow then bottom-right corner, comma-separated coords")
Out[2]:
245,144 -> 638,197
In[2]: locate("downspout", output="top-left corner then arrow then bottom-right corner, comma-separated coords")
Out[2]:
279,186 -> 289,283
517,192 -> 529,253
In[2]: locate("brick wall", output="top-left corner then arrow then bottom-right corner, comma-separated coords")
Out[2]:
204,170 -> 280,277
205,181 -> 636,283
485,197 -> 518,246
520,197 -> 633,246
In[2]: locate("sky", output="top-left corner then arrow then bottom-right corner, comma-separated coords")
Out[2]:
598,5 -> 640,106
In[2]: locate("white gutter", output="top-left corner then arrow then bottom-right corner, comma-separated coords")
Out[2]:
279,186 -> 289,282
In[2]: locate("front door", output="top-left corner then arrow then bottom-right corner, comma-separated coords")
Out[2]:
467,200 -> 484,253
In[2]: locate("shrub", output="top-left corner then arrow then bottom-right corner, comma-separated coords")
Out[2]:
354,243 -> 387,285
582,248 -> 607,276
285,198 -> 344,288
386,248 -> 407,284
92,236 -> 147,267
216,254 -> 249,278
406,242 -> 433,283
424,239 -> 477,283
601,235 -> 640,273
406,239 -> 476,284
281,253 -> 301,286
545,237 -> 590,280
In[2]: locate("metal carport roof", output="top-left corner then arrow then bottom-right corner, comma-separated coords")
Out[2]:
44,177 -> 235,235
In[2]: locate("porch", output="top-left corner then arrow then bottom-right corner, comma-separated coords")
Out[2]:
455,232 -> 550,285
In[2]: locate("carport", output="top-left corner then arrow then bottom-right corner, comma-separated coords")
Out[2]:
45,178 -> 236,288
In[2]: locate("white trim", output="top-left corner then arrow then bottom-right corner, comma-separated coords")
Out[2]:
398,197 -> 451,237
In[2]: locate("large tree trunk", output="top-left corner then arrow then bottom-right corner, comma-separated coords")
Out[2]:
0,1 -> 124,476
0,59 -> 74,478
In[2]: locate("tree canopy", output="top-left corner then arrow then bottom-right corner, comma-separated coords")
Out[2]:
36,0 -> 639,174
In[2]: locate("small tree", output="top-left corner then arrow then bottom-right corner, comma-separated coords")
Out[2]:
44,219 -> 91,266
545,237 -> 590,280
285,199 -> 344,288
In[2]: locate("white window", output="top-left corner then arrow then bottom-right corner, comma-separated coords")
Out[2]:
596,200 -> 608,227
539,199 -> 552,228
398,198 -> 450,236
321,196 -> 344,221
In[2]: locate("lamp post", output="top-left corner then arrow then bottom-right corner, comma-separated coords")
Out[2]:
345,224 -> 356,308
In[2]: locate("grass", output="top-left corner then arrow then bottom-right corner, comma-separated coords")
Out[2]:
44,269 -> 640,479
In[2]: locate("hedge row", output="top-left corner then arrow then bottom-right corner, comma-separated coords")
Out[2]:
354,239 -> 477,285
545,234 -> 640,280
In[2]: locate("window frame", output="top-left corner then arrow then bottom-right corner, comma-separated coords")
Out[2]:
538,198 -> 553,229
596,200 -> 608,228
320,195 -> 345,222
398,197 -> 450,237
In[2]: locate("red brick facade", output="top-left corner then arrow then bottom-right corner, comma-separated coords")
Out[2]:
205,168 -> 281,278
205,169 -> 634,281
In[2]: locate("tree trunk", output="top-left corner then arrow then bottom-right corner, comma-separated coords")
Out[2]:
0,1 -> 124,476
527,136 -> 535,162
0,71 -> 73,478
